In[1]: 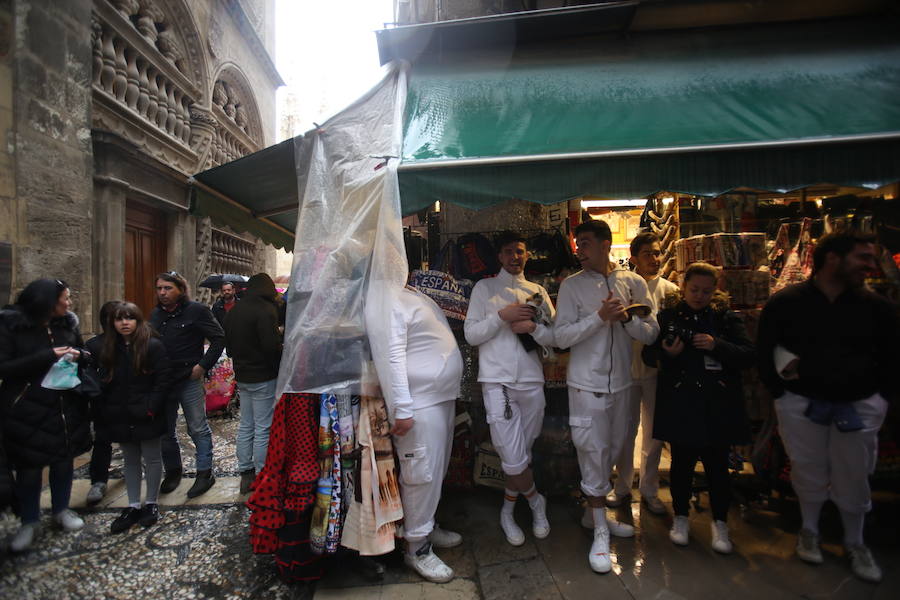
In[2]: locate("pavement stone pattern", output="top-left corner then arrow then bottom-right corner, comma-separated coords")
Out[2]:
2,407 -> 899,599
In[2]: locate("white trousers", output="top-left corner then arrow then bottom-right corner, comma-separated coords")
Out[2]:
775,391 -> 888,514
568,386 -> 632,498
613,377 -> 665,497
393,401 -> 455,540
482,383 -> 546,476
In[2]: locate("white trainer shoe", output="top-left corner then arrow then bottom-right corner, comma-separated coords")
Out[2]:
10,522 -> 41,553
642,495 -> 667,515
669,515 -> 689,546
429,525 -> 462,549
500,509 -> 526,546
404,542 -> 454,583
580,508 -> 594,529
605,490 -> 631,507
796,529 -> 823,564
589,526 -> 612,573
710,520 -> 733,554
847,545 -> 882,583
531,494 -> 550,539
86,481 -> 107,505
53,509 -> 84,532
607,517 -> 635,538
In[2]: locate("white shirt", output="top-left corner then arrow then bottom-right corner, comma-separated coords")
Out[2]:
386,287 -> 463,419
632,276 -> 679,380
464,269 -> 556,385
554,264 -> 660,394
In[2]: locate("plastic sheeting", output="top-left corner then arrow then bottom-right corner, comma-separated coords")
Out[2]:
277,64 -> 409,398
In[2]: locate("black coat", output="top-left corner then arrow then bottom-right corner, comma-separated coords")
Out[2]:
0,309 -> 92,468
224,274 -> 282,383
645,293 -> 756,447
149,299 -> 225,382
95,336 -> 173,442
211,297 -> 239,328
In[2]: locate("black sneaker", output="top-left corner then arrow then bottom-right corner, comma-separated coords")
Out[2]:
239,469 -> 256,495
139,503 -> 160,527
160,468 -> 183,494
110,507 -> 142,534
186,470 -> 216,498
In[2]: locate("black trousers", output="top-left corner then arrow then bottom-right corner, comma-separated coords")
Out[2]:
89,432 -> 112,484
669,443 -> 731,522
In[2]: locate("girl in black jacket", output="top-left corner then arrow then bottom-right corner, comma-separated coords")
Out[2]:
97,302 -> 173,533
646,263 -> 755,554
0,279 -> 91,552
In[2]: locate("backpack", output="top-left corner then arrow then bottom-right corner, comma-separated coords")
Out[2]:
455,233 -> 499,282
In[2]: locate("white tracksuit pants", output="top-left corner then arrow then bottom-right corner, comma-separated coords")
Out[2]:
613,377 -> 665,497
393,401 -> 455,540
775,391 -> 888,514
568,386 -> 632,498
482,383 -> 546,476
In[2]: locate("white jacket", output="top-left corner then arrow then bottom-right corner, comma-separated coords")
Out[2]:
554,264 -> 659,394
631,276 -> 679,380
386,287 -> 463,419
464,269 -> 555,384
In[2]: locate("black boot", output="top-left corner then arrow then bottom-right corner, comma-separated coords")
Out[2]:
110,507 -> 142,534
139,503 -> 161,527
187,469 -> 216,498
239,469 -> 256,495
160,468 -> 182,494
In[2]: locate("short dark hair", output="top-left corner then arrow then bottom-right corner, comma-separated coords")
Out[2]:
494,231 -> 527,252
156,271 -> 189,299
15,278 -> 69,324
812,231 -> 876,274
574,219 -> 612,243
630,232 -> 660,257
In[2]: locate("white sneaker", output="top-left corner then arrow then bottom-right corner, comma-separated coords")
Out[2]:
86,481 -> 107,505
796,529 -> 823,564
429,525 -> 462,549
606,517 -> 635,538
580,508 -> 594,529
605,490 -> 631,507
669,515 -> 689,546
589,526 -> 612,573
847,545 -> 882,583
641,495 -> 667,515
530,494 -> 550,539
53,509 -> 84,532
500,509 -> 525,546
404,542 -> 454,583
710,520 -> 733,554
10,522 -> 41,553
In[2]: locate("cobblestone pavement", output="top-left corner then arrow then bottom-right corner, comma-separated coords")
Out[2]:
2,410 -> 899,600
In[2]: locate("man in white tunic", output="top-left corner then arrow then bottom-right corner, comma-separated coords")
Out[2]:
606,232 -> 678,514
464,231 -> 555,546
554,219 -> 659,574
384,285 -> 464,583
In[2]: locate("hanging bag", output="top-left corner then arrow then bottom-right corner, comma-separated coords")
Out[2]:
409,239 -> 473,329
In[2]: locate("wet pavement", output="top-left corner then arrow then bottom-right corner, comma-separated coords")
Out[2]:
1,410 -> 898,599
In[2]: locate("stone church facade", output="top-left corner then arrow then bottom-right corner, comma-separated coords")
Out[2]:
0,0 -> 282,331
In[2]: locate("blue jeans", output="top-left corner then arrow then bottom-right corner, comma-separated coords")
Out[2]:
16,460 -> 74,524
235,379 -> 277,473
161,378 -> 214,472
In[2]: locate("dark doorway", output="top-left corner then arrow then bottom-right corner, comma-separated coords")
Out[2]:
125,202 -> 168,316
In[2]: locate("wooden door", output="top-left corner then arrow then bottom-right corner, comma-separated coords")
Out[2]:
125,202 -> 168,316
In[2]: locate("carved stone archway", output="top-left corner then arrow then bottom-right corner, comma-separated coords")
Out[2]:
204,63 -> 266,168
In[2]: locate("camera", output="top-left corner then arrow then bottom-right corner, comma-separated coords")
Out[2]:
663,322 -> 694,346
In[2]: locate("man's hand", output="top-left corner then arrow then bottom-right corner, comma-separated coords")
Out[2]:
662,337 -> 685,357
692,334 -> 716,351
190,364 -> 205,380
511,320 -> 537,334
499,304 -> 535,322
391,417 -> 414,436
598,291 -> 627,322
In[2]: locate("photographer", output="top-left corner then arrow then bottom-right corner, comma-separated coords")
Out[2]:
643,262 -> 755,554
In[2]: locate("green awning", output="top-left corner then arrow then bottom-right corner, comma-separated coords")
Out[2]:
399,17 -> 900,212
190,138 -> 299,250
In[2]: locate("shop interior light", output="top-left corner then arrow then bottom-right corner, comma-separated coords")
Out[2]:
661,196 -> 675,205
434,200 -> 441,212
580,199 -> 647,208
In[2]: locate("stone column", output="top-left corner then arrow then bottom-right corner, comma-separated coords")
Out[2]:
92,175 -> 129,333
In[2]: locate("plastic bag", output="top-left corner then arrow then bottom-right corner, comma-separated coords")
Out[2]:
41,354 -> 81,390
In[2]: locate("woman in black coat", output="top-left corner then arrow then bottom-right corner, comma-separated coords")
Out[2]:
0,279 -> 92,552
645,262 -> 755,554
96,301 -> 173,533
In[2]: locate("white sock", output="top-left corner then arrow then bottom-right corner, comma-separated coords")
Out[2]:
129,502 -> 141,509
407,537 -> 428,556
839,509 -> 865,548
502,489 -> 518,515
523,485 -> 542,510
592,507 -> 608,531
800,500 -> 824,534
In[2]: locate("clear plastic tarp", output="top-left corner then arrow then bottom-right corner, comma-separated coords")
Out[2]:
277,63 -> 409,398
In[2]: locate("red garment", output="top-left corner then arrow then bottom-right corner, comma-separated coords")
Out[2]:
247,392 -> 322,581
224,300 -> 236,312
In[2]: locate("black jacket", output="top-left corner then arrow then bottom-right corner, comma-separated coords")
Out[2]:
149,299 -> 225,382
645,292 -> 756,447
757,280 -> 899,404
211,297 -> 239,327
95,336 -> 172,442
0,309 -> 92,468
224,274 -> 283,383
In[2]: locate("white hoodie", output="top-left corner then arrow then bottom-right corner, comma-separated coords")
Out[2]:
464,268 -> 555,384
554,264 -> 659,394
